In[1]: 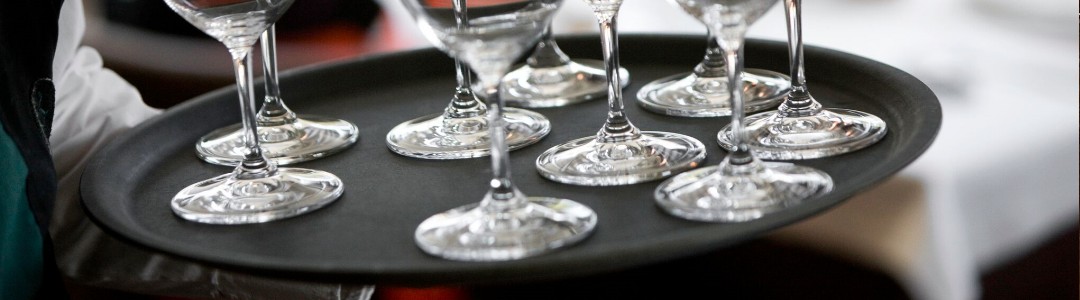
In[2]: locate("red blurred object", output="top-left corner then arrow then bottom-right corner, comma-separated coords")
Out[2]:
375,286 -> 470,300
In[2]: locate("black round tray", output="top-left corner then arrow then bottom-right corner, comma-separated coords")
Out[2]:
81,35 -> 941,286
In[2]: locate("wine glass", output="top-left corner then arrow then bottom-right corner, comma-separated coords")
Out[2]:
655,0 -> 832,222
195,25 -> 360,166
407,0 -> 597,261
716,0 -> 887,160
534,0 -> 706,186
385,1 -> 551,160
499,24 -> 630,108
166,0 -> 344,224
636,29 -> 789,117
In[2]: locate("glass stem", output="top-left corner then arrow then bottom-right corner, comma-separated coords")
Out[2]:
451,60 -> 479,109
451,0 -> 518,205
596,14 -> 635,139
448,0 -> 481,115
232,51 -> 276,178
258,25 -> 297,126
483,83 -> 518,202
527,25 -> 571,68
694,30 -> 726,78
724,47 -> 753,165
780,0 -> 821,116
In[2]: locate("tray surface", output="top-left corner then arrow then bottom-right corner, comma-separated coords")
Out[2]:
81,35 -> 941,285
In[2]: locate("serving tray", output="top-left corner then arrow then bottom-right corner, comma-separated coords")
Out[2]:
81,35 -> 941,286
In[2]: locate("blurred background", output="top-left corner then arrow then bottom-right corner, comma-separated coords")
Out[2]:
78,0 -> 1076,299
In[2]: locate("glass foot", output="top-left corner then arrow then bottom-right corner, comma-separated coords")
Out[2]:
718,108 -> 887,160
501,59 -> 630,108
386,108 -> 550,159
414,195 -> 597,261
172,168 -> 344,224
535,132 -> 707,186
655,159 -> 832,222
636,69 -> 789,117
196,115 -> 359,166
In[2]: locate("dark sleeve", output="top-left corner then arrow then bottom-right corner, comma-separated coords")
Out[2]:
0,0 -> 71,299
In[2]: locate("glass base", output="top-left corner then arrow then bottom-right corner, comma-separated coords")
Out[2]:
385,108 -> 550,159
172,168 -> 344,224
414,195 -> 597,261
501,59 -> 630,108
535,132 -> 707,186
636,69 -> 789,117
655,159 -> 832,222
196,115 -> 359,166
718,108 -> 887,160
